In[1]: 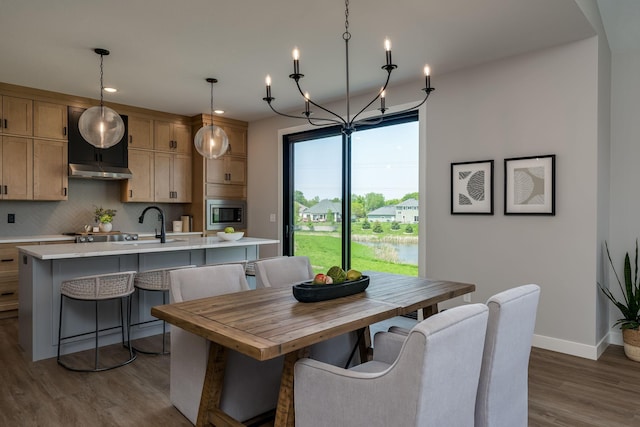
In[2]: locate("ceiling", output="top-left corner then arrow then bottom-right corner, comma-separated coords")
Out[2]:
0,0 -> 626,123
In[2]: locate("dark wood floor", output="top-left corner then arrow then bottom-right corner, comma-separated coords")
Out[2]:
1,316 -> 639,426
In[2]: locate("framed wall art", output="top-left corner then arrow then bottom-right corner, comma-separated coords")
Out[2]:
451,160 -> 494,215
504,154 -> 555,215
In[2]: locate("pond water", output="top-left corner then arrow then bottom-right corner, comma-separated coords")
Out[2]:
359,241 -> 419,265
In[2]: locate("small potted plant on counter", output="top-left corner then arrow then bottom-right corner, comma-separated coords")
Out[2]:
599,240 -> 640,361
94,206 -> 117,233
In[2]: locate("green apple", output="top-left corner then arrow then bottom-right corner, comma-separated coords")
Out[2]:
224,227 -> 235,234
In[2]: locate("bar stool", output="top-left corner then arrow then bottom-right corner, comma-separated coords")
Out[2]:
57,271 -> 137,372
129,265 -> 195,355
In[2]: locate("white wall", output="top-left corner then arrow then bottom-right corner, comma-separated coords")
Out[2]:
248,37 -> 606,358
608,49 -> 640,345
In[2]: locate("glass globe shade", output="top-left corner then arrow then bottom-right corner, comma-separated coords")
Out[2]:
194,125 -> 229,159
78,105 -> 125,149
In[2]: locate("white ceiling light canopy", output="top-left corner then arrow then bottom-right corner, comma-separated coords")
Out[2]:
194,78 -> 229,159
78,48 -> 125,149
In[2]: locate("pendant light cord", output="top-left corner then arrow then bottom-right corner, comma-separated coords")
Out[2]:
210,80 -> 214,124
99,53 -> 104,107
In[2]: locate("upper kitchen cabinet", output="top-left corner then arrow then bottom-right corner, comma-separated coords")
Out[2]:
220,124 -> 246,156
154,152 -> 191,203
33,139 -> 68,200
121,149 -> 154,202
0,136 -> 33,200
128,115 -> 153,150
1,96 -> 33,136
33,101 -> 67,140
154,120 -> 191,154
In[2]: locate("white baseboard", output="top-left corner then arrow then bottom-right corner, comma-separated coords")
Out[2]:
532,331 -> 623,360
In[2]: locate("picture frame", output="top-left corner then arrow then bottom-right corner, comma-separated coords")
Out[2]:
451,160 -> 494,215
504,154 -> 555,215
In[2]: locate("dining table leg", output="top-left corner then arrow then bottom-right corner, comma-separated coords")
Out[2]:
196,342 -> 243,427
422,303 -> 439,320
274,347 -> 310,427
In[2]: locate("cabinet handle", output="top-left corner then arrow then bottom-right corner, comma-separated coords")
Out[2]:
3,185 -> 7,194
63,187 -> 67,196
129,135 -> 133,144
3,119 -> 7,128
63,126 -> 67,136
130,189 -> 133,198
0,291 -> 15,296
1,258 -> 14,263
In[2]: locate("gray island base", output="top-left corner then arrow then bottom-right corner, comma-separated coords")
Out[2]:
18,236 -> 278,362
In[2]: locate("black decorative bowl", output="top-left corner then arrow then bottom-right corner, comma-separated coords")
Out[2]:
292,276 -> 370,303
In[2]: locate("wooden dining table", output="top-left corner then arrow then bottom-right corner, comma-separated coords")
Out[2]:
151,271 -> 475,427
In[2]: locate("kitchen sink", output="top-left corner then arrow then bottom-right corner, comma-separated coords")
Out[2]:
113,238 -> 184,245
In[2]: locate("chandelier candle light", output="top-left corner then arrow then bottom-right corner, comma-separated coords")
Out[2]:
262,0 -> 434,135
78,48 -> 125,149
193,78 -> 229,159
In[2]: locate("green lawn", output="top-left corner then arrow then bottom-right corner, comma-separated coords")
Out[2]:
294,232 -> 418,276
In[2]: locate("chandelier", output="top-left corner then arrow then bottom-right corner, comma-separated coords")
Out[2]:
262,0 -> 434,135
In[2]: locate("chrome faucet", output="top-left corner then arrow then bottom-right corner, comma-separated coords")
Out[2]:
138,206 -> 166,243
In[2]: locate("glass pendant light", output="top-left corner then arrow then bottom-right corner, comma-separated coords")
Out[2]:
78,48 -> 125,149
194,78 -> 229,159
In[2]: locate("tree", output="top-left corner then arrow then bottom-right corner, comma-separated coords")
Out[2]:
402,192 -> 419,201
362,220 -> 371,230
373,222 -> 384,233
385,198 -> 400,206
351,201 -> 365,219
391,221 -> 400,230
364,192 -> 385,213
405,224 -> 414,233
294,190 -> 308,206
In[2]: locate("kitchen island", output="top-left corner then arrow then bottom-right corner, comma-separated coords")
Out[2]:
18,236 -> 278,361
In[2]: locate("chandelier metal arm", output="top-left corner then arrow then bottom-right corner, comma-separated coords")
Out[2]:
373,88 -> 435,118
349,69 -> 393,125
293,79 -> 348,126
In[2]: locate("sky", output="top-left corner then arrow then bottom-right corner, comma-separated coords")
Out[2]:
293,121 -> 419,201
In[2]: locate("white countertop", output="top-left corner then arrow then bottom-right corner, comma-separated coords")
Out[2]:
0,232 -> 201,244
17,236 -> 279,260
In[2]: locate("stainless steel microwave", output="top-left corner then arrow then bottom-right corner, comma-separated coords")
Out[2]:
206,199 -> 246,231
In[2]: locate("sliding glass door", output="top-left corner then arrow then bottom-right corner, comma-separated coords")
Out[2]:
283,111 -> 419,275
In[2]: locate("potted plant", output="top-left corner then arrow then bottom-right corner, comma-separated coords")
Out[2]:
600,240 -> 640,361
94,206 -> 117,233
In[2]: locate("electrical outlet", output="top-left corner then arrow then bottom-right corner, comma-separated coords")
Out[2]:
8,213 -> 15,223
270,213 -> 276,222
463,294 -> 471,303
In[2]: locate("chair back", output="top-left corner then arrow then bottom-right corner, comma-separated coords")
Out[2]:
475,284 -> 540,427
254,255 -> 314,288
294,303 -> 488,427
168,263 -> 282,424
169,264 -> 249,303
60,271 -> 136,300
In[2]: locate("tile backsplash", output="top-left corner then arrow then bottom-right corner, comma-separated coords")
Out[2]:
0,179 -> 191,236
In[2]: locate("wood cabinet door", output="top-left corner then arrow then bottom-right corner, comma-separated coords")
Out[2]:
173,123 -> 192,154
172,153 -> 192,202
34,101 -> 67,140
222,125 -> 246,156
154,120 -> 172,151
1,136 -> 33,200
128,116 -> 153,150
2,96 -> 33,136
154,152 -> 173,202
123,149 -> 154,202
206,157 -> 227,184
33,139 -> 68,200
227,157 -> 246,185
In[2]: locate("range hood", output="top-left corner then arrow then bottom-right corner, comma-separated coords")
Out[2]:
68,163 -> 133,180
67,106 -> 132,180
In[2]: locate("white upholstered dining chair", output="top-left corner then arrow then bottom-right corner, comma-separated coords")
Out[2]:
294,303 -> 489,427
253,256 -> 361,367
168,264 -> 283,425
475,284 -> 540,427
